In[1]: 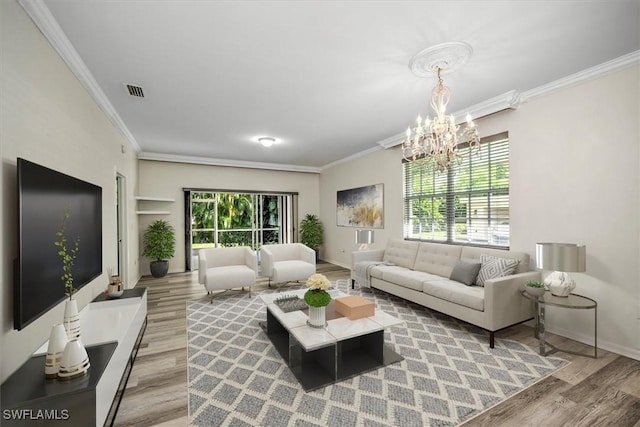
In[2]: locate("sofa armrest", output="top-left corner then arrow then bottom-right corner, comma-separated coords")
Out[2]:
198,249 -> 207,285
244,247 -> 258,275
483,271 -> 540,331
351,249 -> 385,269
260,247 -> 274,277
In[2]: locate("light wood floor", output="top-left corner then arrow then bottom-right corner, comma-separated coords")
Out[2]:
115,262 -> 640,427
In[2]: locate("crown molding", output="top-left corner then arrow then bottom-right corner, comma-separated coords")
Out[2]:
321,145 -> 385,170
18,0 -> 141,152
522,49 -> 640,102
138,152 -> 322,174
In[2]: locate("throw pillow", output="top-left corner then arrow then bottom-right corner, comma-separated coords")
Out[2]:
476,254 -> 519,287
449,260 -> 482,286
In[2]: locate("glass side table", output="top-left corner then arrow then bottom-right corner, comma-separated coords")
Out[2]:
521,290 -> 597,358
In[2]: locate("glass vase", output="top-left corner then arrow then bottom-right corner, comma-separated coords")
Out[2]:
307,305 -> 326,328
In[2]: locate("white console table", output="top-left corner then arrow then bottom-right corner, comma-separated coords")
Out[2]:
1,288 -> 147,426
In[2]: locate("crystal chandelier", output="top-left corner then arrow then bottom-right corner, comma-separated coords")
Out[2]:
402,66 -> 480,171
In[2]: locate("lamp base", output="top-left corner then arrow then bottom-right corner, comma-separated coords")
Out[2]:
544,271 -> 576,297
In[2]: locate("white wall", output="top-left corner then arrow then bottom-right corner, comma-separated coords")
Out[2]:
321,65 -> 640,359
1,0 -> 139,381
137,160 -> 320,276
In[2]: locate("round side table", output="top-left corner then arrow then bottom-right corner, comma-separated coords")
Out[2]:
521,290 -> 597,358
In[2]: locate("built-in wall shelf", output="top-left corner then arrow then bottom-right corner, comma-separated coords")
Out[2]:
135,196 -> 175,202
135,196 -> 174,215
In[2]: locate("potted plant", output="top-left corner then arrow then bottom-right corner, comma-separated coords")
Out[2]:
143,219 -> 176,278
304,273 -> 332,328
299,214 -> 323,261
525,280 -> 546,297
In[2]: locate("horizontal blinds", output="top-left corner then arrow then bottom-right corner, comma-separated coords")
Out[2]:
403,134 -> 510,247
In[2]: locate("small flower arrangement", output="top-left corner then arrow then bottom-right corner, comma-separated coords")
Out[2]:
54,209 -> 80,300
304,273 -> 332,307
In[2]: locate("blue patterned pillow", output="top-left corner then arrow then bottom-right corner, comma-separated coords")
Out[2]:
476,254 -> 519,287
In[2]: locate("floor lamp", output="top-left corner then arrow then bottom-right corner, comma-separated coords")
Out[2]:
356,230 -> 374,250
536,242 -> 586,297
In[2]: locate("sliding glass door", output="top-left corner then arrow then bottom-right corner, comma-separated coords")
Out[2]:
185,190 -> 297,270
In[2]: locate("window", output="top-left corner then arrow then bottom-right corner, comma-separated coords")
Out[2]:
403,132 -> 509,247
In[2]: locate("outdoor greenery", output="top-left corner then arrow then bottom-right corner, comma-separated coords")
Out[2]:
143,219 -> 176,261
299,214 -> 323,250
54,209 -> 79,299
191,192 -> 280,248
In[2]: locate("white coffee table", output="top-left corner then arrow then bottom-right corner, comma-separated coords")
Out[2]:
259,289 -> 404,391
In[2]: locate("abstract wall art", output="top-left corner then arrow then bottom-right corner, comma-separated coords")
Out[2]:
336,184 -> 384,228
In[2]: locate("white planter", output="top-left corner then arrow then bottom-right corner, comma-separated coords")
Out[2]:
45,323 -> 68,378
63,298 -> 81,340
307,305 -> 327,328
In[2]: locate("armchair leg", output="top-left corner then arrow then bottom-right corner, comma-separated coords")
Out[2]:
489,331 -> 495,348
268,278 -> 271,288
351,279 -> 355,289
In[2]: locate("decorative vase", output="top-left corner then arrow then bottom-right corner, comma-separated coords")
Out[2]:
63,298 -> 81,340
307,305 -> 327,328
544,271 -> 575,297
45,323 -> 68,379
58,339 -> 90,380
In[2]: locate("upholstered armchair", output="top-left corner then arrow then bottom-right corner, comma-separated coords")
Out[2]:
260,243 -> 316,288
198,246 -> 258,302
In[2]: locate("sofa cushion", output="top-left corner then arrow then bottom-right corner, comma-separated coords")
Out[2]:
381,268 -> 443,292
449,260 -> 482,286
204,265 -> 256,288
272,260 -> 316,283
413,242 -> 462,277
460,246 -> 529,274
369,264 -> 399,279
422,279 -> 485,311
476,255 -> 519,287
382,239 -> 420,269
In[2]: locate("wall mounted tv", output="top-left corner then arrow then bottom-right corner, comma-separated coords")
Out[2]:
15,158 -> 102,330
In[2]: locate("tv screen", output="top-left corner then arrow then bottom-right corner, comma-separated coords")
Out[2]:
15,158 -> 102,330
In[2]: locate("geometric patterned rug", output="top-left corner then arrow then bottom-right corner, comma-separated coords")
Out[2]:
187,281 -> 569,426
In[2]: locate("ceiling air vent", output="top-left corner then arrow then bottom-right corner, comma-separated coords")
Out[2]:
125,84 -> 144,98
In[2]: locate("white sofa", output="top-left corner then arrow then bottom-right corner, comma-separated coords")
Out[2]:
260,243 -> 316,287
351,239 -> 538,347
198,246 -> 258,301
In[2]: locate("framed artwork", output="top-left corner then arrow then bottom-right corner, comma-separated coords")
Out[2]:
336,184 -> 384,228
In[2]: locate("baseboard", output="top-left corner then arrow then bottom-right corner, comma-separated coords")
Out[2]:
545,324 -> 640,361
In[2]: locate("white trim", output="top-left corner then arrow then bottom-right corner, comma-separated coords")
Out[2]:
321,145 -> 384,170
453,90 -> 523,121
17,0 -> 141,153
138,152 -> 322,174
523,50 -> 640,102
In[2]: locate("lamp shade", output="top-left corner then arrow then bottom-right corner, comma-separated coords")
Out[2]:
355,230 -> 374,245
536,243 -> 586,272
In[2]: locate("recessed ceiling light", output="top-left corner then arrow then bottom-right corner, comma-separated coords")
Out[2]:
258,137 -> 276,147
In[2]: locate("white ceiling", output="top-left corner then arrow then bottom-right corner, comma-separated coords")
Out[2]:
27,1 -> 640,171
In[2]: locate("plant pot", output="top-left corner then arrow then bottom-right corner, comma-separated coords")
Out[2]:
307,305 -> 327,328
525,285 -> 546,297
150,260 -> 169,278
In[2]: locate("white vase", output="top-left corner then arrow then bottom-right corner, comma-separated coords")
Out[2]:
45,323 -> 68,379
307,305 -> 327,328
58,339 -> 90,380
544,271 -> 576,297
63,298 -> 81,340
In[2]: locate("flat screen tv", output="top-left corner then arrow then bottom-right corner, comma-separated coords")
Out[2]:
15,158 -> 102,330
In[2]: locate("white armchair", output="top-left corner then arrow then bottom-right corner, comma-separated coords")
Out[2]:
198,246 -> 258,302
260,243 -> 316,288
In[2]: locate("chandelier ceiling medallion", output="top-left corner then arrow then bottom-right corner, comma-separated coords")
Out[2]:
402,42 -> 480,171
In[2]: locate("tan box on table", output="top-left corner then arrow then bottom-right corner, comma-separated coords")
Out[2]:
335,295 -> 375,320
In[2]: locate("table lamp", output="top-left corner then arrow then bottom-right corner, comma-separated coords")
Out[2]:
536,242 -> 586,297
356,229 -> 374,250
